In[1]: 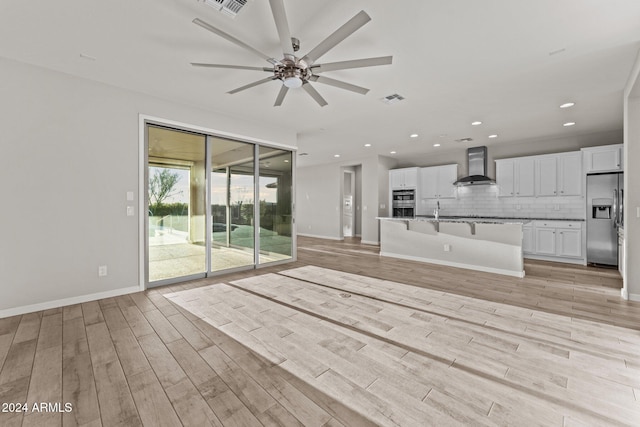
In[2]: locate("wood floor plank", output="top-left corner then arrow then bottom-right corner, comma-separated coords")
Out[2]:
128,369 -> 182,427
85,322 -> 141,427
22,313 -> 63,427
142,309 -> 182,344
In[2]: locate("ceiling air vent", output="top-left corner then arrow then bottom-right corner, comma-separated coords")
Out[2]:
455,137 -> 474,143
202,0 -> 248,17
381,94 -> 405,105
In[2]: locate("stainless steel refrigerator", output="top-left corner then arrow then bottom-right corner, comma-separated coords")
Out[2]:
587,172 -> 623,266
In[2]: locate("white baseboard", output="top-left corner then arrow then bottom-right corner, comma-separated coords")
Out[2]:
0,286 -> 141,319
523,253 -> 585,265
621,288 -> 629,300
361,240 -> 380,246
297,233 -> 343,241
628,292 -> 640,302
380,251 -> 525,278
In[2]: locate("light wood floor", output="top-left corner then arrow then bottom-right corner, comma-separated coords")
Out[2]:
0,236 -> 638,426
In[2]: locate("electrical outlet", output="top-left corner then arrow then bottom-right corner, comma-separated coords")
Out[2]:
444,244 -> 451,252
126,206 -> 135,216
554,204 -> 560,211
98,266 -> 108,277
516,204 -> 521,210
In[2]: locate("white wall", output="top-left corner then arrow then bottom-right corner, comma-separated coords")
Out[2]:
296,155 -> 397,244
623,49 -> 640,301
296,163 -> 342,240
0,57 -> 295,317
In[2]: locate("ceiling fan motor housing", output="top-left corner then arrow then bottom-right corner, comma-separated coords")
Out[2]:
276,58 -> 311,88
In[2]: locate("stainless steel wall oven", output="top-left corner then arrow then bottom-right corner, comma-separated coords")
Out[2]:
392,189 -> 415,218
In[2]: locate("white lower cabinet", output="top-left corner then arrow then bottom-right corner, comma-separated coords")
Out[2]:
557,228 -> 582,257
534,227 -> 557,255
526,221 -> 584,263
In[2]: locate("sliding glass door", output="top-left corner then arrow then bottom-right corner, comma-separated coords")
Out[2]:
146,123 -> 294,287
210,138 -> 255,272
147,126 -> 206,283
258,147 -> 293,265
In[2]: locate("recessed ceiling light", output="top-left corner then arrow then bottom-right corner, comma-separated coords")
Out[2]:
364,143 -> 372,147
563,122 -> 576,127
488,134 -> 498,138
560,102 -> 575,108
433,144 -> 441,147
390,151 -> 397,154
471,121 -> 482,126
334,154 -> 340,158
410,134 -> 419,138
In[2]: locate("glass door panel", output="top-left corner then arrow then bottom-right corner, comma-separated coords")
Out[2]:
147,126 -> 206,284
210,138 -> 255,272
258,147 -> 293,264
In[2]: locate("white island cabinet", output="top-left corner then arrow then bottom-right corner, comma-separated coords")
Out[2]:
378,217 -> 526,277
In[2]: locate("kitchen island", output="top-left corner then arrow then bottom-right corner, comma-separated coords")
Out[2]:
378,216 -> 530,277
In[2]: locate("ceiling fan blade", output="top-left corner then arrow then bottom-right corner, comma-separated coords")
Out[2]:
310,75 -> 369,95
302,82 -> 328,107
312,56 -> 393,73
302,10 -> 371,65
228,77 -> 277,94
193,18 -> 280,65
274,85 -> 289,106
191,63 -> 274,72
268,0 -> 294,56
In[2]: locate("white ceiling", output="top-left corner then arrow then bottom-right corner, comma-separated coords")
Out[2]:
1,0 -> 639,167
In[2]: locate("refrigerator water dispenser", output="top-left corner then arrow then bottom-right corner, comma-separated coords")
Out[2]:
592,198 -> 612,219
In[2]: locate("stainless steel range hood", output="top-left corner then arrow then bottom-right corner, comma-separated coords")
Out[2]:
453,146 -> 496,186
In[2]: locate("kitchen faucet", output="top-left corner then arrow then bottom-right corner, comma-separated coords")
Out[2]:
434,201 -> 440,220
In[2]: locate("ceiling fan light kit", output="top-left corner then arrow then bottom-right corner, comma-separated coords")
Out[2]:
191,0 -> 392,107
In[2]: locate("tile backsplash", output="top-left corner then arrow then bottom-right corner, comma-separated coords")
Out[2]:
417,185 -> 586,219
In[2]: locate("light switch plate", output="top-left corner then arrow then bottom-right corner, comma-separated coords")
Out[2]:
127,206 -> 135,216
126,191 -> 134,201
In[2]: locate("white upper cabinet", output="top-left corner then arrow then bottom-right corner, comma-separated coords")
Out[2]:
558,152 -> 582,196
496,158 -> 534,197
419,164 -> 458,199
496,160 -> 515,197
582,144 -> 623,173
535,152 -> 582,197
516,158 -> 535,197
536,156 -> 558,196
390,167 -> 419,189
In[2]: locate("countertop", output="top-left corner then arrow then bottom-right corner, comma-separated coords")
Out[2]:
378,215 -> 585,225
377,216 -> 532,225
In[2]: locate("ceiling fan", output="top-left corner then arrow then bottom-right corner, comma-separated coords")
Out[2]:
191,0 -> 393,107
